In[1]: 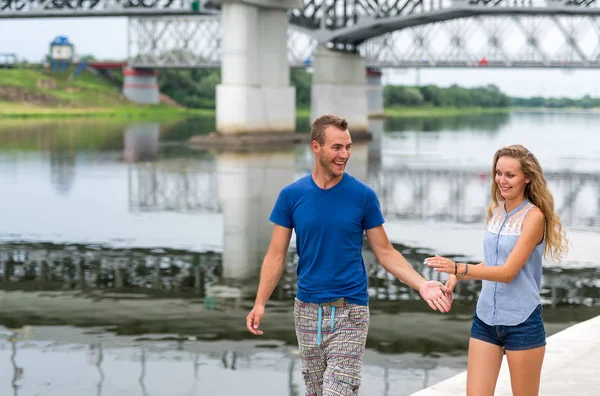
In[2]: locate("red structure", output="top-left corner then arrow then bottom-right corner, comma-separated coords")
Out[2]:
88,62 -> 127,70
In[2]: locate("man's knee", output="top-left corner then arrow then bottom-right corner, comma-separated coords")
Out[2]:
302,369 -> 324,395
324,365 -> 362,395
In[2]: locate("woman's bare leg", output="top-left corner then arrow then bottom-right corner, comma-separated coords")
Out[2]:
466,338 -> 504,396
505,346 -> 545,396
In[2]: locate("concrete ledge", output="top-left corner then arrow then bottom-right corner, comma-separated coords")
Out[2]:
410,314 -> 600,396
188,130 -> 373,152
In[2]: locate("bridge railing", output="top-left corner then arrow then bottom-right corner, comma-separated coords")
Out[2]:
460,0 -> 598,8
0,0 -> 218,17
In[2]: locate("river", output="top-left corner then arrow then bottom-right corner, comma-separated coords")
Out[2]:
0,111 -> 598,395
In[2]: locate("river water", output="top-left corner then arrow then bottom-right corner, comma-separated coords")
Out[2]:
0,112 -> 599,396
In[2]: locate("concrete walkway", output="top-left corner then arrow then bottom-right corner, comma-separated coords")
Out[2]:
411,314 -> 600,396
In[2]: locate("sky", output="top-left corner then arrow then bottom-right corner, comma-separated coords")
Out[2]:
1,17 -> 598,99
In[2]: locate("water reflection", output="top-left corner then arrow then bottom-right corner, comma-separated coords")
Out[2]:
123,123 -> 160,164
0,116 -> 599,315
1,239 -> 598,320
50,145 -> 76,195
1,114 -> 599,395
216,151 -> 295,283
383,112 -> 510,133
0,326 -> 466,396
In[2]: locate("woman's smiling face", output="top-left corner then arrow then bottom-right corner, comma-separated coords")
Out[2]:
495,156 -> 529,201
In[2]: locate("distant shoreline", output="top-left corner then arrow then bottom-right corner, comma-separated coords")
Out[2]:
0,102 -> 213,120
1,104 -> 598,121
0,104 -> 511,121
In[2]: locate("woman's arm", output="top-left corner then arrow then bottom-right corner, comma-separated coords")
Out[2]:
444,261 -> 485,290
426,208 -> 545,283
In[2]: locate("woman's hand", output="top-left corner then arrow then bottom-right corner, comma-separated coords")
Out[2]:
424,255 -> 459,275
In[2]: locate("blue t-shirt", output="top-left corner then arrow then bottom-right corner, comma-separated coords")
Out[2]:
269,173 -> 385,306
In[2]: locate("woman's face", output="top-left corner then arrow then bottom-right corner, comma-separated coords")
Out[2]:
495,156 -> 529,201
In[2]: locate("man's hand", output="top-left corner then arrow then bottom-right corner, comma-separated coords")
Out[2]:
246,304 -> 265,335
418,280 -> 452,313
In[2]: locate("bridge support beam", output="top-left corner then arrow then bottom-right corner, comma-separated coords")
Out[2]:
311,45 -> 368,133
216,0 -> 300,135
122,68 -> 159,105
366,68 -> 385,118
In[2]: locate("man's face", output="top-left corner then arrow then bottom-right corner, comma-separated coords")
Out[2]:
315,126 -> 352,178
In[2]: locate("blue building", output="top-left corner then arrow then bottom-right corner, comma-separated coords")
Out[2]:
49,36 -> 74,72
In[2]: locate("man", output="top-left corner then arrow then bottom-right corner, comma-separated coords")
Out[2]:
246,114 -> 452,395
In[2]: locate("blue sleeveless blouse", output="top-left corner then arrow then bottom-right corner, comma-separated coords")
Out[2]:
476,199 -> 545,326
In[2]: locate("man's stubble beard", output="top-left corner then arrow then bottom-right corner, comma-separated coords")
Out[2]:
319,153 -> 335,177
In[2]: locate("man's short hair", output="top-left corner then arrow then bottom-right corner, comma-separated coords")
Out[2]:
310,115 -> 348,145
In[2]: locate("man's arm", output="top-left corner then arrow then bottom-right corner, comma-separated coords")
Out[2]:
246,225 -> 292,335
365,225 -> 451,312
254,225 -> 293,305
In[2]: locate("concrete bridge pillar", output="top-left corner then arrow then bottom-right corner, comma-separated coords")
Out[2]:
216,0 -> 300,134
366,67 -> 385,118
311,45 -> 368,133
122,67 -> 160,105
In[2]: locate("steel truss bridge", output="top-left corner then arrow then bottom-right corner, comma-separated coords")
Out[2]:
126,162 -> 600,229
2,0 -> 600,68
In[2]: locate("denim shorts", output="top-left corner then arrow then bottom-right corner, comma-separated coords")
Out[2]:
470,304 -> 546,351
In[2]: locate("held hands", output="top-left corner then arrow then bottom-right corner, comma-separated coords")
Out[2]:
418,280 -> 453,312
246,304 -> 265,335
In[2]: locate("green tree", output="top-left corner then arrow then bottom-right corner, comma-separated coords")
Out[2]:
291,69 -> 312,108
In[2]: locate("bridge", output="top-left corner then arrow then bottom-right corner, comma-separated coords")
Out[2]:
4,1 -> 599,68
126,158 -> 600,229
3,0 -> 600,133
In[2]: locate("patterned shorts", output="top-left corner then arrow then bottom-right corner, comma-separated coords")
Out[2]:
294,298 -> 370,396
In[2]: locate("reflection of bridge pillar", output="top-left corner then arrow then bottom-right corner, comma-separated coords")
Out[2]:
217,151 -> 295,282
122,68 -> 159,105
366,67 -> 385,118
345,142 -> 369,183
216,0 -> 299,134
311,45 -> 367,133
123,123 -> 160,163
367,118 -> 384,167
50,147 -> 76,195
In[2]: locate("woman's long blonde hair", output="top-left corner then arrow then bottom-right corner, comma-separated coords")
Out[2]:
486,145 -> 569,262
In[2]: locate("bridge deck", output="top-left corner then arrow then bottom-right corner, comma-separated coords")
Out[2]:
410,313 -> 600,396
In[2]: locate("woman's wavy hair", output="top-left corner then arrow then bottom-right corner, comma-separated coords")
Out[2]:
487,144 -> 569,262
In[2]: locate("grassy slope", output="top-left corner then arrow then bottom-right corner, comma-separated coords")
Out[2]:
1,68 -> 513,120
0,67 -> 207,119
1,68 -> 124,103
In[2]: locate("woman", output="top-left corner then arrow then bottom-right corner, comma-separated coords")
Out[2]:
424,144 -> 568,396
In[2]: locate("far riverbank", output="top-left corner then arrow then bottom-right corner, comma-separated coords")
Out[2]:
0,104 -> 513,121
